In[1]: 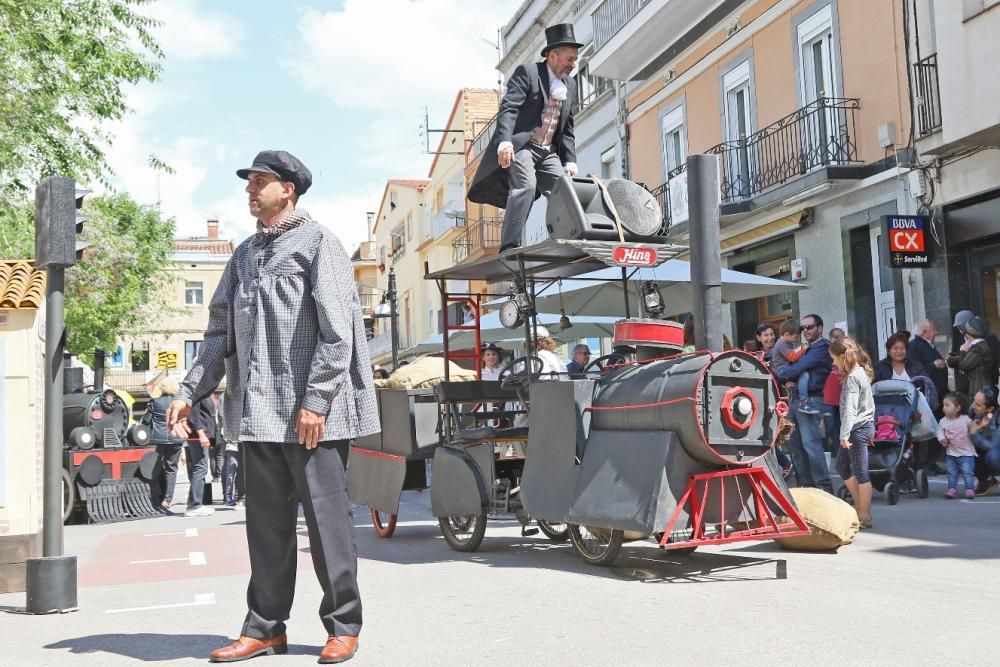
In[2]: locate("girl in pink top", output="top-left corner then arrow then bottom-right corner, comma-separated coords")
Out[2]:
937,392 -> 976,499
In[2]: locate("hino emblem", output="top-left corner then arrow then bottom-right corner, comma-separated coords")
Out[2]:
612,246 -> 657,266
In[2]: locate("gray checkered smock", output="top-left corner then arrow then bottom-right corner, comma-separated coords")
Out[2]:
177,213 -> 380,444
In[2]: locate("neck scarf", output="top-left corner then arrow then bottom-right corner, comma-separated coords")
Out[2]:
256,209 -> 312,240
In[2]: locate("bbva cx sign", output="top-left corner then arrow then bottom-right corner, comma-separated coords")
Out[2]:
881,215 -> 932,269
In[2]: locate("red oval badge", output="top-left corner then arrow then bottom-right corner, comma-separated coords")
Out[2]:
611,245 -> 657,266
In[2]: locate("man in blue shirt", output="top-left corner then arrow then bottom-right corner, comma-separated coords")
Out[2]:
777,313 -> 833,492
565,344 -> 591,379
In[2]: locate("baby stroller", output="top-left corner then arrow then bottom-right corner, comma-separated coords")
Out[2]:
837,379 -> 930,505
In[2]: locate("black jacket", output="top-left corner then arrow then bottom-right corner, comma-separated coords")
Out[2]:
187,395 -> 217,441
959,340 -> 997,395
467,62 -> 577,209
907,336 -> 947,393
874,357 -> 928,383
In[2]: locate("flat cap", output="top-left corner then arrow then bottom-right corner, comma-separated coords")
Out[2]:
236,150 -> 312,196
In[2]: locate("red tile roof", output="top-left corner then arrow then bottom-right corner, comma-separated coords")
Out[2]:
0,261 -> 45,309
174,238 -> 234,255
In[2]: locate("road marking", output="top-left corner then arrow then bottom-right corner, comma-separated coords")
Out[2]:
960,499 -> 1000,504
142,528 -> 199,538
130,552 -> 207,566
106,593 -> 216,614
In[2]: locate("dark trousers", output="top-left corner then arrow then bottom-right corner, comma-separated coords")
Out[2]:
242,440 -> 361,639
156,443 -> 183,504
500,144 -> 565,249
184,441 -> 208,509
210,438 -> 225,479
223,448 -> 239,502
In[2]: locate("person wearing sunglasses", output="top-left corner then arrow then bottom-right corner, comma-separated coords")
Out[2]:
777,314 -> 834,492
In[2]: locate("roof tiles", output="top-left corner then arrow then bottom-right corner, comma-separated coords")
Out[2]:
0,261 -> 45,310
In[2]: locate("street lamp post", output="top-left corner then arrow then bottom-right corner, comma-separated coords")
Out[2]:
373,267 -> 400,372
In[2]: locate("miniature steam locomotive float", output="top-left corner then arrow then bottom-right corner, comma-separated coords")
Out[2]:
62,359 -> 157,524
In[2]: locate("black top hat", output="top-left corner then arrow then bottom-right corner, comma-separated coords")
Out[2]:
541,23 -> 583,57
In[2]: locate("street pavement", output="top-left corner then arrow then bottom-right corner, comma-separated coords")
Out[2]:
2,468 -> 998,666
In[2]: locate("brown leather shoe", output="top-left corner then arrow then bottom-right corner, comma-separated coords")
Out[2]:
209,635 -> 288,662
318,636 -> 358,664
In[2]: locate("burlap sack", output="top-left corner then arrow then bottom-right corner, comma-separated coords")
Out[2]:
384,357 -> 476,389
774,486 -> 859,551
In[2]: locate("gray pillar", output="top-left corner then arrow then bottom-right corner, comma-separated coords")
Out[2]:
687,154 -> 723,353
43,268 -> 65,557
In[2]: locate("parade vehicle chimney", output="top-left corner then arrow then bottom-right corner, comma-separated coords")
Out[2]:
93,349 -> 105,391
207,218 -> 219,240
63,354 -> 83,395
687,154 -> 723,353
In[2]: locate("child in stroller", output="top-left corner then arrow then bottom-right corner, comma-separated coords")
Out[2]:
863,379 -> 931,504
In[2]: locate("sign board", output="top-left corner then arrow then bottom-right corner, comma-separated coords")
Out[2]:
156,349 -> 178,369
611,245 -> 658,267
881,215 -> 931,268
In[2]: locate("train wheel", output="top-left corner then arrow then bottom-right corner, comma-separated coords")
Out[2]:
537,520 -> 569,542
62,469 -> 75,523
568,524 -> 623,566
371,508 -> 397,538
438,511 -> 486,552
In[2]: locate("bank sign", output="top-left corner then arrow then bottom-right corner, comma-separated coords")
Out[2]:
882,215 -> 931,268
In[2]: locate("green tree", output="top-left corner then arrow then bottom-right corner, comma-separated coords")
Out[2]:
0,0 -> 162,214
64,193 -> 176,358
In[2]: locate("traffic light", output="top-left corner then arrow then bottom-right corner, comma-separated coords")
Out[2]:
35,175 -> 90,268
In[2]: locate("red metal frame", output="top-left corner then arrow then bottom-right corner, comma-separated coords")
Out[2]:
612,319 -> 685,348
660,466 -> 810,549
442,295 -> 482,378
70,446 -> 155,480
349,446 -> 406,462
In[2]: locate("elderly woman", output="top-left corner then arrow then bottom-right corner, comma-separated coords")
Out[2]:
875,332 -> 928,382
534,326 -> 568,378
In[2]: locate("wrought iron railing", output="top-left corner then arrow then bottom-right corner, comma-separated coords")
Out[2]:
470,114 -> 499,160
452,218 -> 503,264
650,96 -> 861,227
593,0 -> 649,50
913,54 -> 942,136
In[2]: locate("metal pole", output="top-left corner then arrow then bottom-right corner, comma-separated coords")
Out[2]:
388,267 -> 400,372
43,267 -> 65,557
687,154 -> 723,353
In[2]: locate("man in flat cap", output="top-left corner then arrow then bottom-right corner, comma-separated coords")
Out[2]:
468,23 -> 582,252
168,149 -> 379,664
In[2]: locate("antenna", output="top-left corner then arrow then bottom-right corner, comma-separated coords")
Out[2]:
423,104 -> 466,156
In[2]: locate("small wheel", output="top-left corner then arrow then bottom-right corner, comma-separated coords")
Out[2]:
568,524 -> 623,566
837,485 -> 854,505
438,510 -> 487,552
915,469 -> 929,499
582,353 -> 627,375
885,481 -> 899,505
656,531 -> 698,555
61,469 -> 75,523
371,508 -> 397,538
537,519 -> 570,542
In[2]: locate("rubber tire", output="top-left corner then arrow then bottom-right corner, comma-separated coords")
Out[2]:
438,510 -> 487,552
568,524 -> 623,566
371,508 -> 397,538
837,485 -> 854,504
537,520 -> 570,542
885,481 -> 899,505
62,469 -> 75,523
915,469 -> 929,499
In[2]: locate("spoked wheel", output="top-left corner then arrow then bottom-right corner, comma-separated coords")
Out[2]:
656,530 -> 698,556
371,508 -> 397,538
62,469 -> 75,524
537,519 -> 570,542
438,510 -> 487,552
568,524 -> 623,566
837,485 -> 854,505
915,469 -> 929,499
884,481 -> 900,505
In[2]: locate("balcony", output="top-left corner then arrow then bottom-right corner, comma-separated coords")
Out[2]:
452,218 -> 503,264
650,97 -> 861,227
469,114 -> 498,161
432,205 -> 466,239
357,282 -> 380,317
589,0 -> 725,80
913,54 -> 942,137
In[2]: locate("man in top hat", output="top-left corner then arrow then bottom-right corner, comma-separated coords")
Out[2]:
167,150 -> 379,664
468,23 -> 582,252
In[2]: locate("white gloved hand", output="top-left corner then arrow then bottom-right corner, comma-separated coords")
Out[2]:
564,162 -> 578,177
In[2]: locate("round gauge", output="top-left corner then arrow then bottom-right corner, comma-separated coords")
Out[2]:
499,299 -> 523,329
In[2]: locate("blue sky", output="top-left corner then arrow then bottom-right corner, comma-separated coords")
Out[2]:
106,0 -> 521,252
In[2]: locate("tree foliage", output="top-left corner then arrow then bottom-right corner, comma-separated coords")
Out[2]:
65,193 -> 176,358
0,0 -> 162,213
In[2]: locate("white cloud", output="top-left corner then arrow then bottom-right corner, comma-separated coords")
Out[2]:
145,0 -> 246,62
288,0 -> 519,178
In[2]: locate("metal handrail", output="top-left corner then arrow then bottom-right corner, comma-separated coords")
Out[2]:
452,218 -> 503,264
593,0 -> 649,50
913,54 -> 942,136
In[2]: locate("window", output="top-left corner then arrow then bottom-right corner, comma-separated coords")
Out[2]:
601,147 -> 616,179
131,344 -> 149,372
184,340 -> 202,368
723,60 -> 753,199
576,61 -> 612,111
184,281 -> 204,306
406,212 -> 413,241
660,106 -> 687,178
797,6 -> 841,165
390,226 -> 406,261
389,190 -> 398,209
964,0 -> 1000,20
